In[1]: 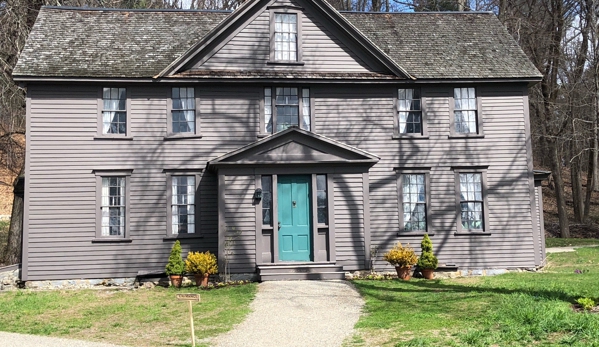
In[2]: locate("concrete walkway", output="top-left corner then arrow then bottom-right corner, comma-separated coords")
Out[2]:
0,332 -> 127,347
211,280 -> 364,347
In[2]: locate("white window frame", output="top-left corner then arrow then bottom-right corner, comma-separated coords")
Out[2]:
166,171 -> 201,237
166,87 -> 202,139
395,169 -> 431,236
260,86 -> 313,135
96,87 -> 132,139
453,167 -> 490,234
94,170 -> 132,240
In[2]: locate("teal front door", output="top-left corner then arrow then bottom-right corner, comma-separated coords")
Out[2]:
278,175 -> 312,261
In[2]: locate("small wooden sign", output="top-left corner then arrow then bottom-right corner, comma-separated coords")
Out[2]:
176,293 -> 201,302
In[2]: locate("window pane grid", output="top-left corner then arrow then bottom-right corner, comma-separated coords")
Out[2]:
265,88 -> 273,133
274,13 -> 297,61
317,174 -> 328,225
172,176 -> 195,234
301,88 -> 310,131
101,176 -> 125,236
275,87 -> 299,131
102,87 -> 126,134
398,88 -> 422,134
402,174 -> 426,231
459,173 -> 484,230
454,87 -> 477,134
261,176 -> 273,226
172,87 -> 195,134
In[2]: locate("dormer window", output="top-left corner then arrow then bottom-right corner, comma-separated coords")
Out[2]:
274,13 -> 297,61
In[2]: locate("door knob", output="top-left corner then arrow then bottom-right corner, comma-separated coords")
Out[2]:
278,221 -> 281,229
292,200 -> 297,208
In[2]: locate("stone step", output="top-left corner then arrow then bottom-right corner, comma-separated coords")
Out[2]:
257,263 -> 345,281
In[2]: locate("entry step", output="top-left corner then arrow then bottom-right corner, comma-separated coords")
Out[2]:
257,263 -> 345,281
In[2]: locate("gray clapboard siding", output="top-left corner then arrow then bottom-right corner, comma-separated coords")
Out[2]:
333,173 -> 365,270
314,84 -> 536,270
196,0 -> 375,73
223,175 -> 257,273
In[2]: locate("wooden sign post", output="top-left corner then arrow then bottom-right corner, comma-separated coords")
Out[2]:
176,293 -> 201,347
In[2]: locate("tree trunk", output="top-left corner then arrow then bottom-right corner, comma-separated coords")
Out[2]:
551,144 -> 570,238
584,141 -> 596,218
571,149 -> 584,223
2,176 -> 23,265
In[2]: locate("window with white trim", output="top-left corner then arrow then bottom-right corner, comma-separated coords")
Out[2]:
102,88 -> 127,135
263,87 -> 310,133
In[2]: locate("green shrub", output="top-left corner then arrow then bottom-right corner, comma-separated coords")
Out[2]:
417,234 -> 438,269
185,251 -> 218,275
576,297 -> 596,311
165,240 -> 185,275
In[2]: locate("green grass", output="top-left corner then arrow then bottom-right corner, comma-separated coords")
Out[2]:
0,284 -> 256,346
348,247 -> 599,347
545,237 -> 599,248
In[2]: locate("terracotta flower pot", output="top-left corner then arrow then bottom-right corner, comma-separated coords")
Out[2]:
194,273 -> 210,287
395,266 -> 412,280
421,268 -> 434,280
169,275 -> 183,288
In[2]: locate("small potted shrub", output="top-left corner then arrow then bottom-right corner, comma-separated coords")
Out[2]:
185,251 -> 218,287
417,234 -> 438,279
383,242 -> 418,280
165,240 -> 185,288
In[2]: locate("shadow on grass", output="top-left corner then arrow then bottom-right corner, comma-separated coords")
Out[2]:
354,278 -> 577,304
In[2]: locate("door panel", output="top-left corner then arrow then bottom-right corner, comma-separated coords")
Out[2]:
278,175 -> 312,261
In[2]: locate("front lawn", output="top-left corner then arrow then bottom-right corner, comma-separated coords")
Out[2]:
0,284 -> 256,347
546,237 -> 599,248
348,248 -> 599,347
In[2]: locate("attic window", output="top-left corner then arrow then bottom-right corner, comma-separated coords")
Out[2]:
270,11 -> 302,64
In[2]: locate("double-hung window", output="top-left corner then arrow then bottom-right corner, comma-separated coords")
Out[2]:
454,168 -> 489,233
453,87 -> 479,134
168,175 -> 197,235
263,87 -> 311,134
94,170 -> 131,240
397,88 -> 423,135
171,87 -> 196,134
273,13 -> 298,61
101,87 -> 128,136
397,171 -> 430,234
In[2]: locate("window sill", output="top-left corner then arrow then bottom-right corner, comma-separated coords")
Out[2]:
92,238 -> 132,243
257,134 -> 271,139
448,134 -> 485,139
163,134 -> 203,141
163,234 -> 203,241
94,136 -> 134,141
396,232 -> 435,237
267,61 -> 305,66
454,232 -> 491,236
392,135 -> 429,140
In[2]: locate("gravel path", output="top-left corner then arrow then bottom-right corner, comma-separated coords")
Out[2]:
0,331 -> 128,347
211,280 -> 364,347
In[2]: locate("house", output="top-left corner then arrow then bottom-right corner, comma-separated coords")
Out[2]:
13,0 -> 545,283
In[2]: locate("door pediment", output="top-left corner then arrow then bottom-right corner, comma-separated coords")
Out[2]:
208,127 -> 379,169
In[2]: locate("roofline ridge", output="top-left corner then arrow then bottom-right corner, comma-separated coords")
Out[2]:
339,10 -> 495,14
40,5 -> 233,13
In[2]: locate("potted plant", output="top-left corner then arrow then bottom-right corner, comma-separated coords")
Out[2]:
417,234 -> 438,279
165,240 -> 185,288
383,242 -> 418,280
185,251 -> 218,287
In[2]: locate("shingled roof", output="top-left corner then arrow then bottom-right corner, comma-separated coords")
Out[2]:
13,6 -> 542,80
